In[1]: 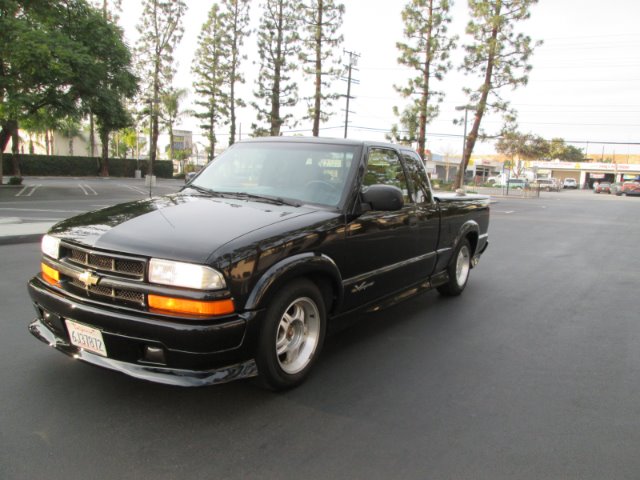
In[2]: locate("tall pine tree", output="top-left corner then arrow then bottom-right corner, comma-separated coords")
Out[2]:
135,0 -> 186,175
220,0 -> 250,145
392,0 -> 456,159
192,4 -> 230,161
252,0 -> 302,136
455,0 -> 539,188
300,0 -> 345,137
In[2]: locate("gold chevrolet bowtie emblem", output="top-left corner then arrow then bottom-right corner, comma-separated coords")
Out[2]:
78,270 -> 100,287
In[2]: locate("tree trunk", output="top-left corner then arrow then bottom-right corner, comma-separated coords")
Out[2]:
417,0 -> 434,160
169,125 -> 174,161
454,5 -> 500,189
0,120 -> 17,155
209,109 -> 216,161
0,121 -> 14,184
89,113 -> 96,157
100,129 -> 110,176
270,2 -> 284,137
229,4 -> 239,145
149,59 -> 161,176
312,0 -> 323,137
11,123 -> 21,177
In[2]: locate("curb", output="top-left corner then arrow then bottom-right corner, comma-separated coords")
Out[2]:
0,221 -> 53,246
0,233 -> 43,246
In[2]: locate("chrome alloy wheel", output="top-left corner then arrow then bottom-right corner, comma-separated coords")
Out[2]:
455,244 -> 471,287
275,297 -> 321,375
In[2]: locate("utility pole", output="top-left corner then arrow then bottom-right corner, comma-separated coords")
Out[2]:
341,50 -> 360,139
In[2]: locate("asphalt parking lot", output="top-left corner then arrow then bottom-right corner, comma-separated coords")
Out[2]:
1,181 -> 640,479
0,176 -> 184,221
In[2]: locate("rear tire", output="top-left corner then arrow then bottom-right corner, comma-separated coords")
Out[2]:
256,279 -> 326,390
437,239 -> 472,297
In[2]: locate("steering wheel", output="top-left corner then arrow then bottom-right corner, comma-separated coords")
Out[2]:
304,180 -> 337,203
305,180 -> 336,192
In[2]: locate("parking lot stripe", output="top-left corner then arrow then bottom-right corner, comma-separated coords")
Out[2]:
119,183 -> 147,195
79,184 -> 98,195
15,184 -> 41,197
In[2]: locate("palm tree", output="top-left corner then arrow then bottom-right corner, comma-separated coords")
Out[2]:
59,117 -> 83,155
160,88 -> 190,161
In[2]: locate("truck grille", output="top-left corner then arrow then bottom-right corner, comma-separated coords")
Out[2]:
66,246 -> 145,279
60,243 -> 148,310
69,279 -> 145,307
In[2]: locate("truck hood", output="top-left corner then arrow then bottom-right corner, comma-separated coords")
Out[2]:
49,193 -> 319,264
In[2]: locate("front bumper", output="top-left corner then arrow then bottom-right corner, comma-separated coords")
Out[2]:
29,318 -> 257,386
28,277 -> 261,386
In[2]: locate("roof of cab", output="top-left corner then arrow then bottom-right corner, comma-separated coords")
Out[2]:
237,136 -> 414,152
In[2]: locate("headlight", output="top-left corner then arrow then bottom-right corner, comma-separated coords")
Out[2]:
148,259 -> 226,290
41,235 -> 60,259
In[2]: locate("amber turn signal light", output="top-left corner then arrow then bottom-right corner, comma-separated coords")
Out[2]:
41,263 -> 60,285
148,295 -> 235,316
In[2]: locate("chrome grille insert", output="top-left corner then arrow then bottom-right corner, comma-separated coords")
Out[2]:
60,244 -> 148,309
64,245 -> 145,279
70,279 -> 145,306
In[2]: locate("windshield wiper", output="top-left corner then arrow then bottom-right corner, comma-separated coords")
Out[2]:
223,191 -> 301,207
184,184 -> 221,197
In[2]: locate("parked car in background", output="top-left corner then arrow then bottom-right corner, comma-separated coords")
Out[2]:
563,178 -> 578,189
610,182 -> 623,195
184,167 -> 203,183
594,182 -> 611,194
506,178 -> 529,190
615,181 -> 640,196
534,178 -> 560,192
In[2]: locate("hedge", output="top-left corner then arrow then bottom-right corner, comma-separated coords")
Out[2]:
2,154 -> 174,178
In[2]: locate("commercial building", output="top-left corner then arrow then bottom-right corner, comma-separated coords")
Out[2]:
528,160 -> 640,187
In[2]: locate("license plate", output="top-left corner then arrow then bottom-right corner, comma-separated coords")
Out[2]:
65,319 -> 108,357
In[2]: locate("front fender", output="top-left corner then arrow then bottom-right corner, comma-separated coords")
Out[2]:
244,253 -> 344,312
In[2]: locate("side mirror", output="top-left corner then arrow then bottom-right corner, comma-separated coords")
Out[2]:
361,184 -> 404,211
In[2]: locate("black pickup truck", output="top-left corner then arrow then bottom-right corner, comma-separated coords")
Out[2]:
29,137 -> 489,389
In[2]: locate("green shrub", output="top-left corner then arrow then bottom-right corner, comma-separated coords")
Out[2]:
2,154 -> 174,178
8,176 -> 23,185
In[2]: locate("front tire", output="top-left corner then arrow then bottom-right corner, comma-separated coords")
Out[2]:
256,279 -> 326,390
437,239 -> 472,297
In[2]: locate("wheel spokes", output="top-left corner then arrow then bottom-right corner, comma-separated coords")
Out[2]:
274,297 -> 321,375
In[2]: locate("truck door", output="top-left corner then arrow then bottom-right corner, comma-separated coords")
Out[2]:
342,147 -> 426,310
400,150 -> 440,276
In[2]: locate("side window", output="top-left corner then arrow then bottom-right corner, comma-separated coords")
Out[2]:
363,148 -> 411,204
402,151 -> 433,204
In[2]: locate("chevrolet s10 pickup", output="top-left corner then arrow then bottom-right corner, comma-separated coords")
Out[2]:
28,137 -> 489,390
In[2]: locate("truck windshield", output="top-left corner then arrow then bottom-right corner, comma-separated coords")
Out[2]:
190,142 -> 358,207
